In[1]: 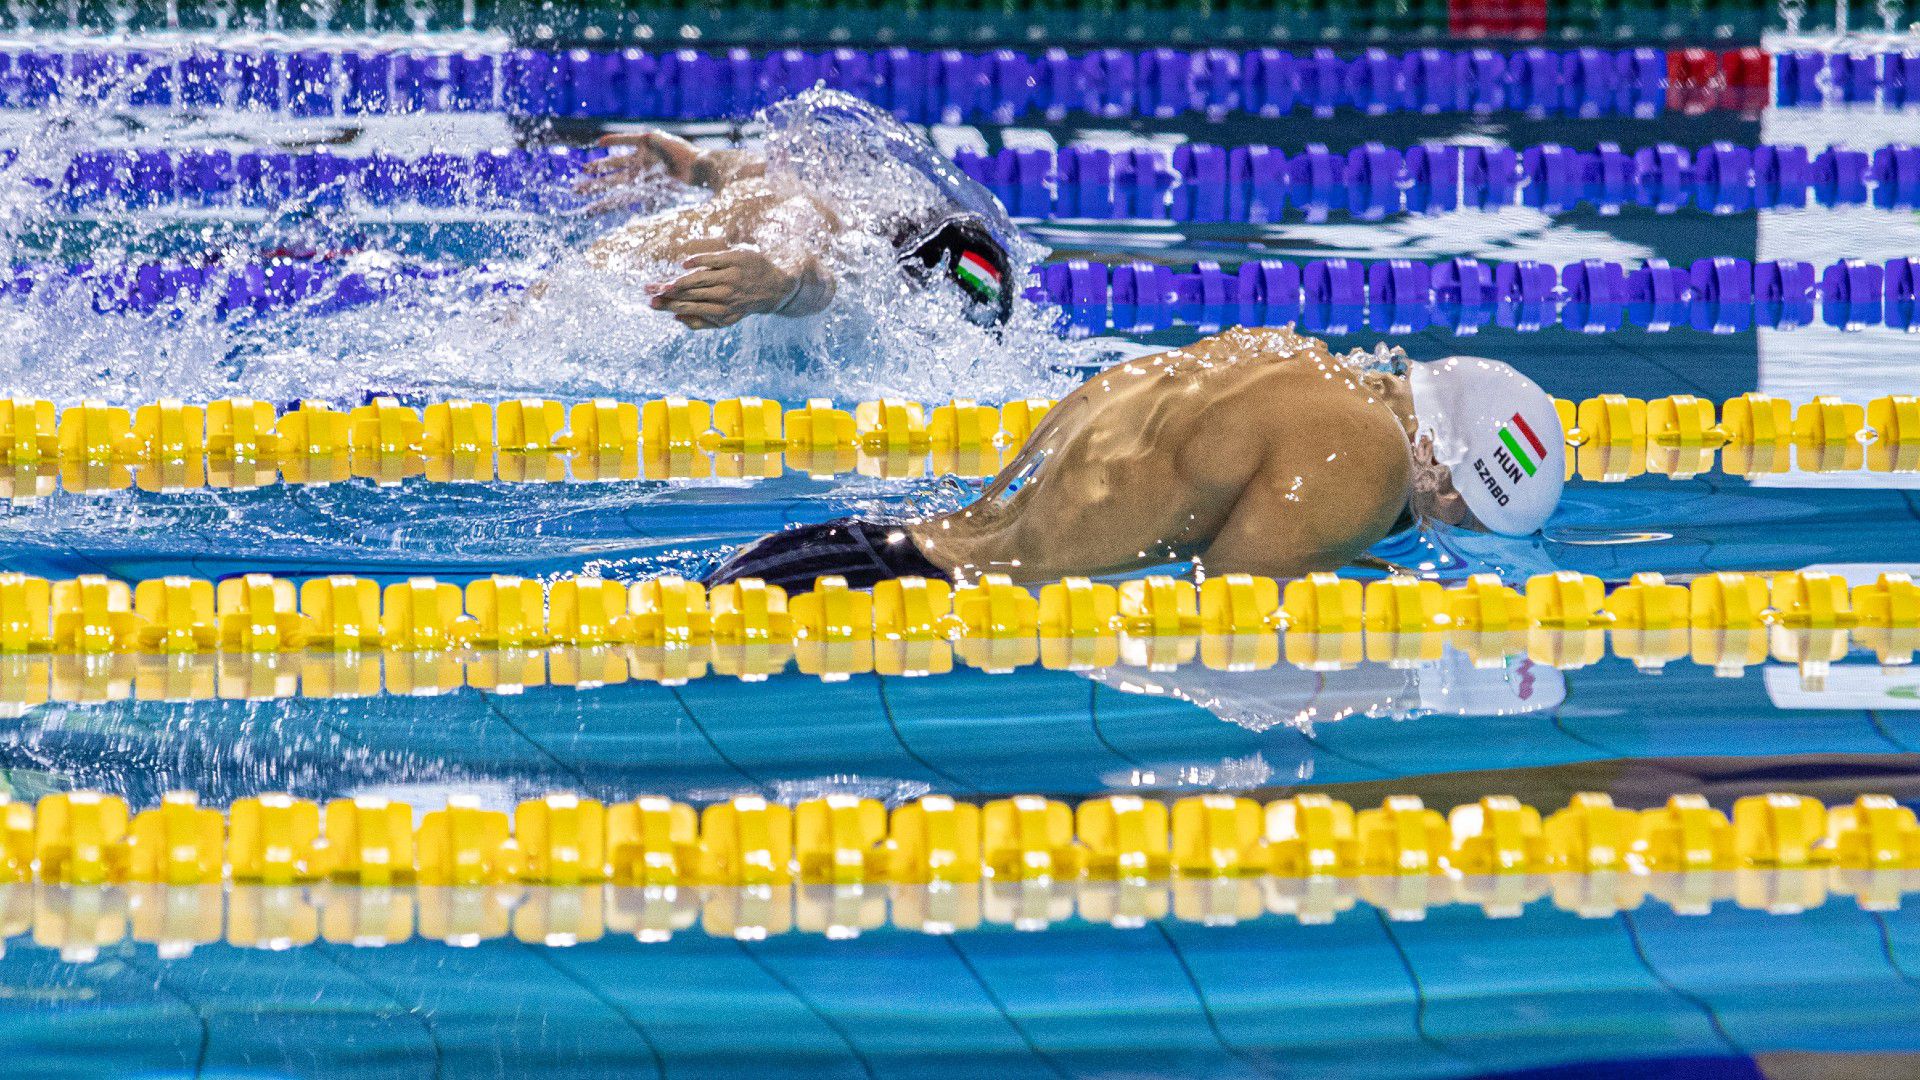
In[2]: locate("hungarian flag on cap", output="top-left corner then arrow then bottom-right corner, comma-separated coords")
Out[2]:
953,249 -> 1003,304
1497,412 -> 1548,476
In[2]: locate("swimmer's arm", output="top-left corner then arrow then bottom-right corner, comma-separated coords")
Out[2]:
651,192 -> 845,327
777,256 -> 837,317
689,149 -> 766,191
1349,554 -> 1415,576
579,132 -> 767,209
652,249 -> 837,328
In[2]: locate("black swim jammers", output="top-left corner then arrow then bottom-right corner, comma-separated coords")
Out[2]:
701,519 -> 949,594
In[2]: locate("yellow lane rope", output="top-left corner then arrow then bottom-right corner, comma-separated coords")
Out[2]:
0,391 -> 1911,495
0,863 -> 1905,958
0,569 -> 1909,690
0,566 -> 1905,707
5,788 -> 1915,892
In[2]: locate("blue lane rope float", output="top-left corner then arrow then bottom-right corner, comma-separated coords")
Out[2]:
17,45 -> 1920,120
0,43 -> 1846,121
36,141 -> 1920,221
18,44 -> 1920,119
45,144 -> 591,213
1776,49 -> 1920,107
0,44 -> 1672,120
964,141 -> 1920,221
1035,255 -> 1920,336
18,253 -> 1916,336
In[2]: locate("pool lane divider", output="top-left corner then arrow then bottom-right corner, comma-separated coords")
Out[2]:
46,140 -> 1920,220
0,568 -> 1912,684
1044,255 -> 1920,336
15,44 -> 1913,118
1,862 -> 1911,957
0,44 -> 1806,121
25,255 -> 1920,336
6,788 -> 1920,895
974,141 -> 1920,220
0,580 -> 1910,702
0,391 -> 1911,497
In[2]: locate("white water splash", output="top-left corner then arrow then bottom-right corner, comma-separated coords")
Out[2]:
0,75 -> 1081,406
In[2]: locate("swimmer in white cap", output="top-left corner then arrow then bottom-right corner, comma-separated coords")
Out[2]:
705,325 -> 1565,592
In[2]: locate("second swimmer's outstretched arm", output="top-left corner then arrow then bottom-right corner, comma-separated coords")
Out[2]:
649,248 -> 836,329
577,131 -> 763,212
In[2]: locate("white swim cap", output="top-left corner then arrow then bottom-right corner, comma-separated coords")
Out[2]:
1408,356 -> 1565,536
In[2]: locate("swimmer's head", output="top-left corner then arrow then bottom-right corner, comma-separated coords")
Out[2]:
894,214 -> 1014,328
1406,356 -> 1564,536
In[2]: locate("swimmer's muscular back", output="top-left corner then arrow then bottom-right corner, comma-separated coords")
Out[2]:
910,327 -> 1414,583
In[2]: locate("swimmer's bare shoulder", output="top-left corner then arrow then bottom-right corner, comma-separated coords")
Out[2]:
1182,326 -> 1414,577
1169,327 -> 1400,482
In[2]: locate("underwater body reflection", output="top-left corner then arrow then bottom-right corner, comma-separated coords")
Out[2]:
3,639 -> 1917,809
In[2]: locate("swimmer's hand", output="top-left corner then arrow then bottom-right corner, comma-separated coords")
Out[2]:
578,132 -> 758,211
578,132 -> 699,213
649,250 -> 834,329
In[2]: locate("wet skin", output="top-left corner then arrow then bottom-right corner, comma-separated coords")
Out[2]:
910,326 -> 1420,584
580,136 -> 841,328
585,175 -> 793,270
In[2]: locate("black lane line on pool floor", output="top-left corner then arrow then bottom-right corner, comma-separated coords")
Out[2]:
1289,726 -> 1401,782
314,941 -> 449,1080
1086,681 -> 1148,771
734,939 -> 880,1080
873,675 -> 978,795
119,949 -> 214,1079
1548,697 -> 1637,759
941,934 -> 1073,1080
1872,911 -> 1920,998
480,693 -> 594,792
1573,332 -> 1725,401
1150,920 -> 1281,1079
1371,907 -> 1476,1069
1619,911 -> 1746,1059
526,942 -> 670,1080
1866,710 -> 1919,754
666,684 -> 772,794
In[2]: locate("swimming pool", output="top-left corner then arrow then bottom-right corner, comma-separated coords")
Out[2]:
0,12 -> 1917,1078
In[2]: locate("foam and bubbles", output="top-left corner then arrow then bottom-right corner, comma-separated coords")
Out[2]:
0,76 -> 1080,406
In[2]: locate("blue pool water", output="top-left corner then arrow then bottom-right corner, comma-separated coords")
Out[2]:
0,33 -> 1919,1080
7,898 -> 1920,1078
